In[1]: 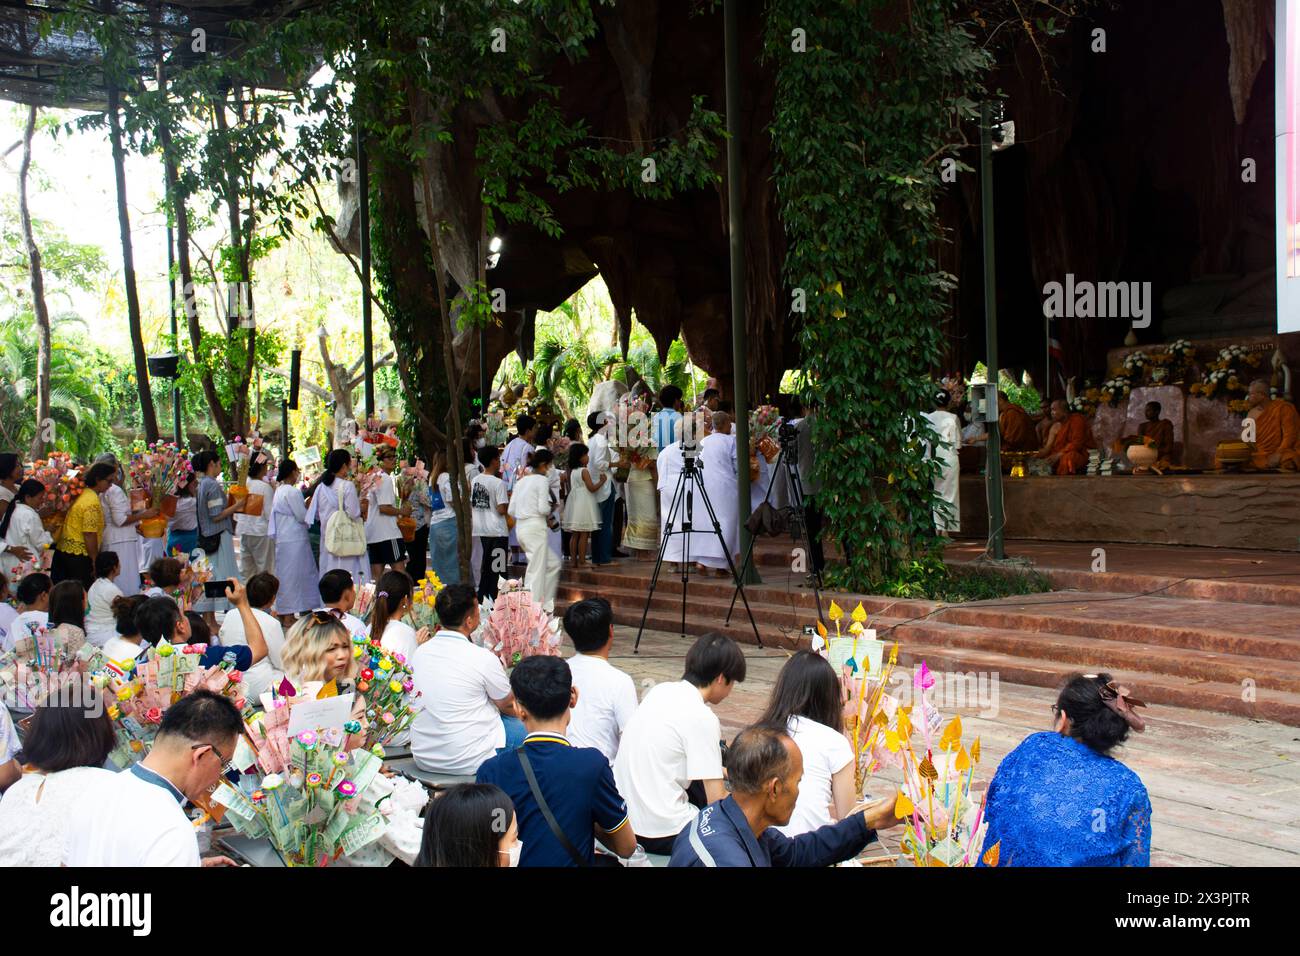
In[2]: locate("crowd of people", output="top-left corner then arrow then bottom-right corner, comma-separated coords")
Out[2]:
0,424 -> 1153,868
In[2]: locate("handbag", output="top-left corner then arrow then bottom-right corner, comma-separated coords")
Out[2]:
197,531 -> 222,555
746,501 -> 789,538
517,746 -> 589,867
324,506 -> 367,557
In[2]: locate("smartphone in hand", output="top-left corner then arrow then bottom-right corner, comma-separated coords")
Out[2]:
203,579 -> 234,599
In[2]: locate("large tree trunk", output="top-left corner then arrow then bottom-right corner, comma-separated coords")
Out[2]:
18,105 -> 52,460
155,19 -> 232,439
104,25 -> 159,444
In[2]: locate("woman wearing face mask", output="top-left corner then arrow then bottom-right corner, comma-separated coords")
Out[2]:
415,782 -> 521,867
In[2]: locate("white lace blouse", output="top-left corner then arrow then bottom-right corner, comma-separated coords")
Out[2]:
0,765 -> 115,866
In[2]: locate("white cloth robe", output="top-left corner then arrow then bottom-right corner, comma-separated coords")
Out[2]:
692,432 -> 739,568
305,479 -> 369,587
656,441 -> 685,562
922,409 -> 962,532
270,484 -> 320,614
100,483 -> 142,596
501,437 -> 534,550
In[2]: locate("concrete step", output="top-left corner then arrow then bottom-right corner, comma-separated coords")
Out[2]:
931,594 -> 1300,662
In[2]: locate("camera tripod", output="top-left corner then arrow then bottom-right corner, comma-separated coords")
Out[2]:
725,429 -> 825,628
633,446 -> 761,652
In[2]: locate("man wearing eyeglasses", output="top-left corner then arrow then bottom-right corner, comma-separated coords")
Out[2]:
64,690 -> 244,867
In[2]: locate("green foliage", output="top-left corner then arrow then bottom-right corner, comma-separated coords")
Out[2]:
766,0 -> 994,587
823,552 -> 1052,602
0,318 -> 116,458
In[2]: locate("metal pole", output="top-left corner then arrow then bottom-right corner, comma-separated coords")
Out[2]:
981,102 -> 1005,560
166,221 -> 182,446
282,400 -> 290,460
724,0 -> 758,585
478,239 -> 488,418
357,127 -> 375,421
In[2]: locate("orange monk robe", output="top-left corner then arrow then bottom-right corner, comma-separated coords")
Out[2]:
1250,399 -> 1300,470
1000,402 -> 1037,452
1047,413 -> 1093,475
1138,419 -> 1175,463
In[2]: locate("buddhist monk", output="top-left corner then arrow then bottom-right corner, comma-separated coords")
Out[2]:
1244,379 -> 1299,471
998,390 -> 1038,452
1114,401 -> 1176,467
1036,399 -> 1093,475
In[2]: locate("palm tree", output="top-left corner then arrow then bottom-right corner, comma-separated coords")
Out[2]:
530,337 -> 622,418
0,319 -> 113,459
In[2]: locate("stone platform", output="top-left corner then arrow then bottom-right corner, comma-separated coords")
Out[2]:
959,473 -> 1300,551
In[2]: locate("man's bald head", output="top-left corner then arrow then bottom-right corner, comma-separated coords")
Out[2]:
712,410 -> 732,434
1248,379 -> 1271,405
1050,399 -> 1069,422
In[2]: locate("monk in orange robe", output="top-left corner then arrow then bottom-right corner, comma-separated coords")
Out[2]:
1037,399 -> 1093,475
998,391 -> 1038,452
1115,401 -> 1176,466
1244,379 -> 1300,471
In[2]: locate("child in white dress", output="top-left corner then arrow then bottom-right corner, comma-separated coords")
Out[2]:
561,443 -> 603,568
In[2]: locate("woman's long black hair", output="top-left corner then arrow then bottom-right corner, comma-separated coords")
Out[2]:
0,477 -> 45,540
758,650 -> 844,734
415,783 -> 516,868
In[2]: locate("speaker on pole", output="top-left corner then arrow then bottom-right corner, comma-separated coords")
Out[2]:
289,348 -> 302,410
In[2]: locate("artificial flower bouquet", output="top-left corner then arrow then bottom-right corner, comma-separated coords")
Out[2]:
25,452 -> 84,535
547,434 -> 573,470
128,441 -> 192,514
749,404 -> 782,462
407,571 -> 445,631
348,634 -> 421,749
483,408 -> 510,447
0,633 -> 98,710
475,579 -> 562,668
613,394 -> 656,479
213,725 -> 400,866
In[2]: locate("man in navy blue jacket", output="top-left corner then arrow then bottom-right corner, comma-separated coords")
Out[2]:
478,655 -> 636,866
669,724 -> 899,867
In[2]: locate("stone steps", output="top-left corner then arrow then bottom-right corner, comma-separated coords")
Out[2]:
556,558 -> 1300,725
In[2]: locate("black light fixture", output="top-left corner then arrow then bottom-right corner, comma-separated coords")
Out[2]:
147,352 -> 181,379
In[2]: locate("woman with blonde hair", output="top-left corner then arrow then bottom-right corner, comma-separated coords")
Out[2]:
280,611 -> 357,691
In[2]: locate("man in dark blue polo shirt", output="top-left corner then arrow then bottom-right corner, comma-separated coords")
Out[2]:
477,655 -> 636,867
669,724 -> 900,867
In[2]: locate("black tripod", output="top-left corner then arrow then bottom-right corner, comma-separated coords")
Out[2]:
634,446 -> 761,651
725,430 -> 825,627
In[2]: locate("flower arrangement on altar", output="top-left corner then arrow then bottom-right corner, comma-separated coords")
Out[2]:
1121,351 -> 1149,375
1068,394 -> 1097,415
474,580 -> 562,668
1096,374 -> 1132,407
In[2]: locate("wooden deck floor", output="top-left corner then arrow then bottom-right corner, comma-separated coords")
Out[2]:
595,626 -> 1300,867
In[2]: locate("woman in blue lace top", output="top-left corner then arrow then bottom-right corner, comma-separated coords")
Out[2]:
981,673 -> 1151,866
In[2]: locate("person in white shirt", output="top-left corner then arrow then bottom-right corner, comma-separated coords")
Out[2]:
315,568 -> 369,641
501,414 -> 537,562
94,454 -> 160,597
0,478 -> 53,571
3,571 -> 50,653
0,454 -> 35,571
84,552 -> 124,647
365,445 -> 411,581
563,597 -> 637,765
758,651 -> 856,837
371,569 -> 430,664
236,455 -> 276,578
470,446 -> 511,602
586,411 -> 616,565
0,685 -> 117,866
410,584 -> 525,775
217,571 -> 286,704
508,449 -> 560,611
613,632 -> 746,855
0,572 -> 18,653
64,689 -> 243,867
693,411 -> 740,576
101,593 -> 148,664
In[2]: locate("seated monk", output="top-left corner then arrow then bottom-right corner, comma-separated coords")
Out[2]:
1036,399 -> 1093,475
998,390 -> 1038,452
1114,400 -> 1176,467
1240,379 -> 1300,471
